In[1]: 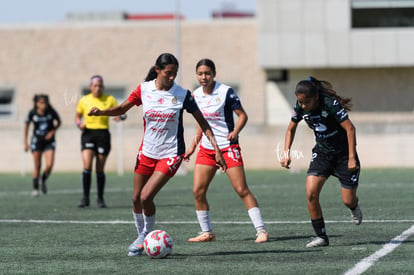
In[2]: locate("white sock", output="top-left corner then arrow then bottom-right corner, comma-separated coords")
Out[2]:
248,207 -> 265,231
132,211 -> 144,235
196,210 -> 213,232
143,213 -> 156,234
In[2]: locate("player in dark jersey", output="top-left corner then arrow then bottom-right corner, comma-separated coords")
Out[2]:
24,94 -> 61,197
280,76 -> 362,248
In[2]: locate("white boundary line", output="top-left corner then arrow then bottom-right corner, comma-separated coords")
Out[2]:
344,224 -> 414,275
0,219 -> 414,225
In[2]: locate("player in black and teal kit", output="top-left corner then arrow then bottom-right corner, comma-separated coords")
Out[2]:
280,76 -> 362,247
24,94 -> 61,196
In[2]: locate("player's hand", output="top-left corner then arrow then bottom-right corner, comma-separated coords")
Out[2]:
45,130 -> 54,141
88,107 -> 101,116
348,157 -> 358,171
280,156 -> 291,169
215,151 -> 227,173
183,146 -> 196,162
226,131 -> 239,142
24,143 -> 29,152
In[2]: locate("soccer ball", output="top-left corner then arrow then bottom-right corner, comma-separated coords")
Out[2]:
143,230 -> 173,259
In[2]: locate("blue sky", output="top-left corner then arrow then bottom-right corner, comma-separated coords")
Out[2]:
0,0 -> 256,24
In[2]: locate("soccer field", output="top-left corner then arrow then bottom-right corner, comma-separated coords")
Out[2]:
0,169 -> 413,274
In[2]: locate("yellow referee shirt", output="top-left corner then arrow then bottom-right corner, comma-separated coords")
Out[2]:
76,93 -> 118,129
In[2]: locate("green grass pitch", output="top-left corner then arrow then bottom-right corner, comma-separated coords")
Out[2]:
0,169 -> 413,274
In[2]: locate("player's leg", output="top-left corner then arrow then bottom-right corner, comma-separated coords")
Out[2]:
335,153 -> 362,225
41,148 -> 55,194
128,172 -> 151,256
78,149 -> 94,207
227,165 -> 268,243
342,187 -> 362,225
95,153 -> 108,208
94,131 -> 111,208
306,175 -> 329,247
31,151 -> 42,197
189,163 -> 217,242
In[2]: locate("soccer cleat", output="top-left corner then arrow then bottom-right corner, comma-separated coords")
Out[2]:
128,233 -> 146,256
97,198 -> 107,208
32,189 -> 39,197
77,197 -> 90,208
188,232 -> 216,242
306,236 -> 329,248
255,229 -> 269,243
350,205 -> 363,225
41,181 -> 47,194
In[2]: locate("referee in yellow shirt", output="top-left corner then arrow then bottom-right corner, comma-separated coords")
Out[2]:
75,75 -> 125,208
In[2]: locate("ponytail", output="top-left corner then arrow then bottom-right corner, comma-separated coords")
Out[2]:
145,66 -> 158,81
296,76 -> 353,111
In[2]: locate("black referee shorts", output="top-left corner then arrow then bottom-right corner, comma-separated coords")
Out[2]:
81,129 -> 111,156
307,148 -> 360,190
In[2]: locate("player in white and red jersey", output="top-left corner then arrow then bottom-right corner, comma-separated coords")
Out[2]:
88,53 -> 226,256
184,59 -> 268,243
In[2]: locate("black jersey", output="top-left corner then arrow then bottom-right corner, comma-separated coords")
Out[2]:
25,108 -> 60,139
291,93 -> 349,154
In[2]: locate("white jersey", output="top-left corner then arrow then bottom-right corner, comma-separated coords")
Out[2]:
193,81 -> 242,150
128,80 -> 199,159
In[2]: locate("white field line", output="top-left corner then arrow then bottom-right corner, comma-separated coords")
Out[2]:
344,224 -> 414,275
0,219 -> 414,225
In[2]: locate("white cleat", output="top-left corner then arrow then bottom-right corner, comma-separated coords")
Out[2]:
306,237 -> 329,248
350,205 -> 363,225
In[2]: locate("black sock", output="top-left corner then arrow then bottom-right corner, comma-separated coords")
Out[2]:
42,172 -> 49,184
82,169 -> 92,199
33,178 -> 39,190
96,172 -> 105,200
311,217 -> 328,239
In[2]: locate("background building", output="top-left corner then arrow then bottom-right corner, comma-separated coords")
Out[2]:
0,0 -> 413,173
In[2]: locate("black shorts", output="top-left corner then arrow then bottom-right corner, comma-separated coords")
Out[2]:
31,136 -> 56,152
81,129 -> 111,156
307,148 -> 360,189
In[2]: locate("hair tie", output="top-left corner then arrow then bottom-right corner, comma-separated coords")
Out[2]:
307,77 -> 312,82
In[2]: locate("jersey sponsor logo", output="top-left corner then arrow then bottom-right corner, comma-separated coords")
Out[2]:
157,98 -> 165,105
145,109 -> 176,122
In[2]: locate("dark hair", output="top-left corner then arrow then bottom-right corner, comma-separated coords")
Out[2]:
195,58 -> 216,75
145,53 -> 179,81
295,76 -> 353,111
33,94 -> 54,113
90,75 -> 104,85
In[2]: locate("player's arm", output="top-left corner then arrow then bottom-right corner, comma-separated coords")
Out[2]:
184,124 -> 202,161
281,120 -> 298,169
45,112 -> 61,140
227,107 -> 248,142
88,99 -> 135,117
24,121 -> 30,152
192,109 -> 227,172
340,118 -> 358,171
75,112 -> 85,130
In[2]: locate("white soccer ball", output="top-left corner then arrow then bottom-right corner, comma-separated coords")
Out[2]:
143,230 -> 173,259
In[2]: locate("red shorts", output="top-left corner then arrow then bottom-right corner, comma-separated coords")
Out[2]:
134,150 -> 184,178
196,144 -> 243,169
